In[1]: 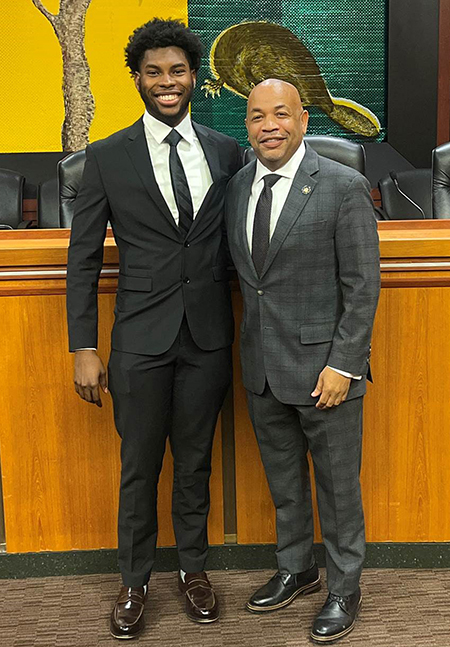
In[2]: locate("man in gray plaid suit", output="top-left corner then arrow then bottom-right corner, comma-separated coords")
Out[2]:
225,79 -> 380,644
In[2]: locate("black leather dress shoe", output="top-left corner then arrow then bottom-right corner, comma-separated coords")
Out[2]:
310,588 -> 361,643
110,586 -> 147,640
246,563 -> 321,612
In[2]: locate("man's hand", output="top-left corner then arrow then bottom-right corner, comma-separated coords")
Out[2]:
74,350 -> 108,407
311,366 -> 351,409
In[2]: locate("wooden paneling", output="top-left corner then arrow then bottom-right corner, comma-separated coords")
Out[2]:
0,291 -> 223,552
0,294 -> 119,552
362,286 -> 450,540
2,222 -> 450,552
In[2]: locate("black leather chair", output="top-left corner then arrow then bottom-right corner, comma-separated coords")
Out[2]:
0,168 -> 25,229
432,142 -> 450,218
378,169 -> 432,219
58,150 -> 86,228
244,135 -> 366,174
59,136 -> 366,227
37,177 -> 59,228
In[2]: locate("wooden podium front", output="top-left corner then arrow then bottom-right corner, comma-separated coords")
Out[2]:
0,221 -> 450,553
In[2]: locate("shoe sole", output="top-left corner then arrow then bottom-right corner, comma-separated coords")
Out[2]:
110,630 -> 143,640
246,577 -> 321,613
186,614 -> 220,624
309,596 -> 362,644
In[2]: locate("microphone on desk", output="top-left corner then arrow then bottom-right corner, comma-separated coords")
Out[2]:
0,224 -> 13,230
389,171 -> 426,218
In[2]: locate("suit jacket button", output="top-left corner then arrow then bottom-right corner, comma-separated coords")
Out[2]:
183,277 -> 190,284
184,241 -> 190,247
257,290 -> 264,296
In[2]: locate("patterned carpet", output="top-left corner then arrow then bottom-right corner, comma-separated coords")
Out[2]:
0,569 -> 449,646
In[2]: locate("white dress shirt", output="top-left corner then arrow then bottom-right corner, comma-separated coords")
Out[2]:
142,110 -> 212,223
75,112 -> 212,351
247,141 -> 306,251
246,142 -> 361,381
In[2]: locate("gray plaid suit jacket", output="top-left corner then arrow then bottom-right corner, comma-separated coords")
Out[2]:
226,143 -> 381,405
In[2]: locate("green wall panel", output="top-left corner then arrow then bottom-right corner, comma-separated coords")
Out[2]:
189,0 -> 386,145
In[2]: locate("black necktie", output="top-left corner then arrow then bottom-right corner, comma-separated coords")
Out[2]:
164,129 -> 193,235
252,174 -> 281,276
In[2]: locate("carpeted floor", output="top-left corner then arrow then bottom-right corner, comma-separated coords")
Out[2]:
0,569 -> 449,647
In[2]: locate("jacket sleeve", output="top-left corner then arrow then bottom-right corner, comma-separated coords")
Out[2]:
327,174 -> 381,375
66,145 -> 111,352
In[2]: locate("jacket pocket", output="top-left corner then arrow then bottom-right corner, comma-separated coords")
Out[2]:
118,274 -> 153,292
297,220 -> 327,232
300,321 -> 336,344
126,265 -> 153,278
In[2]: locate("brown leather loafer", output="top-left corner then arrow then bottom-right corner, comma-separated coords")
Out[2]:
178,571 -> 219,623
110,586 -> 147,640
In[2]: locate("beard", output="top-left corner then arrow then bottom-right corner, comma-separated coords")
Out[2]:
138,83 -> 194,127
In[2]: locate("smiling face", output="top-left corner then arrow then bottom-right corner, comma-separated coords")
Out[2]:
246,80 -> 309,170
134,46 -> 196,126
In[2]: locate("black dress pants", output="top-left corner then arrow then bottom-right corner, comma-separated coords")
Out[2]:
108,318 -> 232,587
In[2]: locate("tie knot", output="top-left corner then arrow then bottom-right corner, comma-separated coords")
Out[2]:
263,174 -> 281,189
164,129 -> 182,147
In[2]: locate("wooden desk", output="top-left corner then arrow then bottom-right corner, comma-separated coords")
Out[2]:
0,221 -> 450,553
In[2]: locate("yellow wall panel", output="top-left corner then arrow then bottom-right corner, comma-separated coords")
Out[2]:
0,0 -> 188,153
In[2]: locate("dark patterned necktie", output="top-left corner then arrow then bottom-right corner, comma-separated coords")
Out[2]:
251,174 -> 281,276
164,129 -> 193,235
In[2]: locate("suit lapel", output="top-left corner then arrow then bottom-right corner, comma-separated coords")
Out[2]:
124,119 -> 181,237
235,161 -> 258,277
260,145 -> 319,278
186,123 -> 231,239
193,123 -> 222,183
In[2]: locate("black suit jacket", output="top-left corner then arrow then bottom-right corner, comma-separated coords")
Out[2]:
67,118 -> 242,355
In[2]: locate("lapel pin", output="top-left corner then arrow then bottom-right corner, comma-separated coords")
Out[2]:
301,185 -> 312,194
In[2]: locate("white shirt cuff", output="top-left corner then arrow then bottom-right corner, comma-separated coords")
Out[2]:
327,366 -> 362,380
74,348 -> 97,351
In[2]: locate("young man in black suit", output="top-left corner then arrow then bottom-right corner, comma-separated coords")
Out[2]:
66,19 -> 241,640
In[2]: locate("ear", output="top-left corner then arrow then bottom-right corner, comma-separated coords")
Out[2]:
133,72 -> 141,93
192,70 -> 197,88
301,109 -> 309,135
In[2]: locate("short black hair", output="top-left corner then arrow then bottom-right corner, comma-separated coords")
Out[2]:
125,18 -> 203,75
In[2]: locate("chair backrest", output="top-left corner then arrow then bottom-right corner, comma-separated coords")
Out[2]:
58,150 -> 86,228
378,169 -> 432,219
37,177 -> 59,228
432,142 -> 450,218
243,135 -> 366,175
0,168 -> 25,228
59,137 -> 366,227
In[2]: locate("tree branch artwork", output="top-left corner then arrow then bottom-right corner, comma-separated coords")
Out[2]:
32,0 -> 95,151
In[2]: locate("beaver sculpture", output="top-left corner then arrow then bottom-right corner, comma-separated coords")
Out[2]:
202,22 -> 380,138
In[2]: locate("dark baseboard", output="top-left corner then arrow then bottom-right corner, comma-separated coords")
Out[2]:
0,543 -> 449,579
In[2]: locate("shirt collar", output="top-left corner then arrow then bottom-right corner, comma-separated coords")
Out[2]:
142,111 -> 195,146
253,140 -> 306,185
